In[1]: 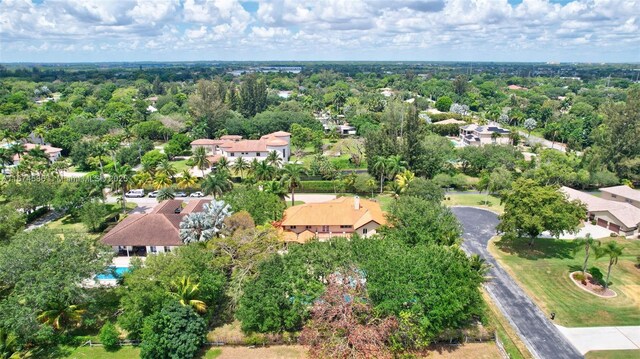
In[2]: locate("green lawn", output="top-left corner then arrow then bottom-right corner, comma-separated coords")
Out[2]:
170,159 -> 192,172
585,350 -> 640,359
46,203 -> 137,235
489,236 -> 640,327
286,200 -> 305,207
443,193 -> 504,214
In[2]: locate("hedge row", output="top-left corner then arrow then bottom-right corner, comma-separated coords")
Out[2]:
298,180 -> 338,193
428,112 -> 463,122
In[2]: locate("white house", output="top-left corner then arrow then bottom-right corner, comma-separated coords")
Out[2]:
459,122 -> 511,146
191,131 -> 291,165
10,143 -> 63,165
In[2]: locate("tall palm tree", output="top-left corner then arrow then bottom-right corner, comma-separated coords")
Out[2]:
177,169 -> 197,189
596,241 -> 624,289
110,165 -> 134,213
216,156 -> 230,174
140,161 -> 156,177
156,159 -> 177,179
92,142 -> 108,179
573,234 -> 601,275
192,146 -> 210,177
248,158 -> 260,178
27,146 -> 48,162
0,148 -> 12,172
169,276 -> 207,314
394,170 -> 415,193
255,161 -> 276,181
132,172 -> 152,189
232,157 -> 250,177
280,163 -> 305,206
385,155 -> 406,182
372,156 -> 387,194
201,172 -> 233,199
266,150 -> 282,167
37,303 -> 85,331
153,173 -> 173,189
157,187 -> 175,202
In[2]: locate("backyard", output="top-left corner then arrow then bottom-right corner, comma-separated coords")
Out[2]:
489,236 -> 640,327
443,193 -> 504,214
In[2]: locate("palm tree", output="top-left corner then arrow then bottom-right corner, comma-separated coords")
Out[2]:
280,163 -> 305,206
596,241 -> 624,289
37,303 -> 85,331
140,161 -> 156,177
394,170 -> 415,193
248,158 -> 260,178
156,159 -> 177,179
27,146 -> 48,162
202,172 -> 233,199
177,170 -> 197,189
385,155 -> 406,181
372,156 -> 387,194
469,254 -> 491,281
8,142 -> 25,160
254,161 -> 276,181
157,187 -> 175,201
192,146 -> 210,177
389,182 -> 404,199
110,165 -> 134,213
266,150 -> 282,167
169,276 -> 207,314
0,148 -> 12,172
262,180 -> 287,200
153,173 -> 173,189
216,156 -> 230,174
0,329 -> 31,359
92,142 -> 108,179
573,234 -> 601,275
232,157 -> 249,177
132,172 -> 152,189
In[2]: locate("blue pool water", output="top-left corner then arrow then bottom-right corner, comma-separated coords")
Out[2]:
95,267 -> 130,280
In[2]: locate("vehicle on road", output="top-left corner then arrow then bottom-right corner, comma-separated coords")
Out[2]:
148,191 -> 159,198
175,191 -> 187,197
189,191 -> 204,197
125,189 -> 145,198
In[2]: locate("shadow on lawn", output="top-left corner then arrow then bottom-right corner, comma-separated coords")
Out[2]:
495,236 -> 576,260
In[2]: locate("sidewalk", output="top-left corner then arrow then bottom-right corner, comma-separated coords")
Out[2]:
556,325 -> 640,355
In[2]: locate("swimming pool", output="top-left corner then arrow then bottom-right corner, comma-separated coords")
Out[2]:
95,267 -> 130,280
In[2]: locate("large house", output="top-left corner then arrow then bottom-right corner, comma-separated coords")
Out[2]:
561,186 -> 640,237
6,143 -> 63,165
599,185 -> 640,209
459,123 -> 511,146
191,131 -> 290,165
280,196 -> 386,243
101,199 -> 210,256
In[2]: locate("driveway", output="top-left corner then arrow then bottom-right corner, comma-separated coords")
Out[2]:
540,222 -> 614,240
451,206 -> 582,359
556,325 -> 640,354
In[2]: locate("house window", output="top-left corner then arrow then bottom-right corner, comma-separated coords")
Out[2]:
164,246 -> 171,252
340,225 -> 352,229
321,226 -> 329,232
257,152 -> 261,156
290,225 -> 297,229
149,246 -> 157,253
305,226 -> 312,229
230,153 -> 235,157
362,228 -> 368,235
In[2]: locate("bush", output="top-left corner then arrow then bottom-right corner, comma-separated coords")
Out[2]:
99,322 -> 120,351
610,233 -> 618,237
426,123 -> 462,136
244,333 -> 268,346
140,303 -> 206,359
435,96 -> 453,112
298,180 -> 337,193
572,272 -> 585,282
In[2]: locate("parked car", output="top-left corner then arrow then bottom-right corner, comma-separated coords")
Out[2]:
148,191 -> 159,198
174,191 -> 187,197
189,191 -> 204,197
125,189 -> 145,198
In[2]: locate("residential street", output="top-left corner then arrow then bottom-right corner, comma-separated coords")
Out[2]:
451,206 -> 582,359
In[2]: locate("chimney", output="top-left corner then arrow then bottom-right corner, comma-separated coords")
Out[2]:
354,196 -> 360,210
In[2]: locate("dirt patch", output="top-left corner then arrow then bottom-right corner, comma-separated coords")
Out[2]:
570,272 -> 617,298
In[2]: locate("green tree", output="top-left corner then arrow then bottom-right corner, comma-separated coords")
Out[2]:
266,151 -> 282,167
201,172 -> 233,199
573,234 -> 601,275
99,322 -> 120,351
169,276 -> 207,314
223,187 -> 286,224
109,165 -> 134,213
385,196 -> 461,246
403,178 -> 444,202
279,163 -> 305,206
140,303 -> 206,359
372,156 -> 388,193
80,200 -> 108,232
232,157 -> 250,177
596,241 -> 624,289
156,187 -> 176,201
37,304 -> 85,331
0,205 -> 25,241
435,96 -> 453,112
497,179 -> 586,246
239,74 -> 267,118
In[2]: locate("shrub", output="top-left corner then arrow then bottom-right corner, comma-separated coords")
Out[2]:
572,272 -> 585,282
244,333 -> 268,346
99,322 -> 120,351
298,180 -> 337,193
610,233 -> 618,237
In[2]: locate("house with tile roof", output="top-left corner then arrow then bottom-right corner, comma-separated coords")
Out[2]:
101,199 -> 210,257
190,131 -> 290,167
280,196 -> 386,243
7,143 -> 63,165
459,122 -> 511,146
561,186 -> 640,237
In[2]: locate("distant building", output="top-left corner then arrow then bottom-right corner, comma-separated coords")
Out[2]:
191,131 -> 290,166
324,123 -> 356,136
434,119 -> 467,126
10,143 -> 63,165
507,84 -> 528,91
561,186 -> 640,237
102,199 -> 210,257
459,123 -> 511,146
280,196 -> 386,243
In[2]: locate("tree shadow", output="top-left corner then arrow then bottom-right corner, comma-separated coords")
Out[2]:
494,236 -> 576,260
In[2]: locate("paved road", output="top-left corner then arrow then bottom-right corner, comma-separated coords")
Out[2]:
451,207 -> 582,359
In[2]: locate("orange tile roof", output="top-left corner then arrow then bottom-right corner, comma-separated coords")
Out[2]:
191,139 -> 224,145
220,135 -> 243,140
282,229 -> 316,243
282,197 -> 386,228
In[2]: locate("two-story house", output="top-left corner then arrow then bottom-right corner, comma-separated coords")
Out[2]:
459,123 -> 511,146
190,131 -> 290,165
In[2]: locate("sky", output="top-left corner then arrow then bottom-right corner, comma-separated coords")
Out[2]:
0,0 -> 639,63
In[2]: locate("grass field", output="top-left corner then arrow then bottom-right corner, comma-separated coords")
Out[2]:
170,158 -> 192,172
63,346 -> 141,359
46,203 -> 137,235
489,236 -> 640,327
443,193 -> 504,214
585,350 -> 640,359
482,291 -> 533,359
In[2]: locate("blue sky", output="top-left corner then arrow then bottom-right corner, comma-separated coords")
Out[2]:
1,0 -> 639,63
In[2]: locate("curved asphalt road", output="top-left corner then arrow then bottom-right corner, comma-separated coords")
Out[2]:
451,207 -> 582,359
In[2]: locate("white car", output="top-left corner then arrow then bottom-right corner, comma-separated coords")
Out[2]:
175,191 -> 187,197
189,191 -> 204,197
125,189 -> 145,198
148,191 -> 159,198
